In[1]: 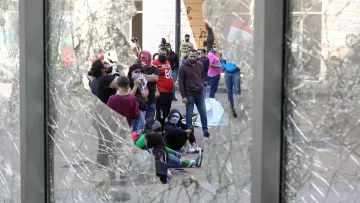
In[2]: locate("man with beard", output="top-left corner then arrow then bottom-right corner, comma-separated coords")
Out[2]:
165,43 -> 180,101
88,59 -> 118,104
152,48 -> 175,128
179,34 -> 194,66
178,49 -> 210,138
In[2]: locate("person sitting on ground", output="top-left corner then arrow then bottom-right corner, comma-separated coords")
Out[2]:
164,109 -> 202,153
142,132 -> 172,184
107,76 -> 140,128
134,118 -> 203,168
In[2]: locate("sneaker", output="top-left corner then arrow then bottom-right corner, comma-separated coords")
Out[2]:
203,131 -> 210,138
195,150 -> 203,167
191,143 -> 203,152
185,144 -> 197,154
232,108 -> 237,118
174,81 -> 178,85
172,97 -> 178,101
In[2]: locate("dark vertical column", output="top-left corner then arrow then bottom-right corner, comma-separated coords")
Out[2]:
251,0 -> 285,202
205,23 -> 214,53
175,0 -> 181,56
19,0 -> 46,202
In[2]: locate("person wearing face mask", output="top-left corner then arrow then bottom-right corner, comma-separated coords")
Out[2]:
88,59 -> 118,104
165,43 -> 180,101
138,50 -> 160,119
179,34 -> 194,67
127,64 -> 148,134
207,44 -> 222,99
197,49 -> 210,98
87,59 -> 119,167
178,49 -> 210,138
164,109 -> 202,153
152,48 -> 174,129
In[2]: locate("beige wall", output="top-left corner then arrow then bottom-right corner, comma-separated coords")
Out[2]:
322,0 -> 360,57
319,0 -> 360,79
183,0 -> 207,48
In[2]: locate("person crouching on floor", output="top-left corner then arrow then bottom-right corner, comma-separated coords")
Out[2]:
134,118 -> 203,168
164,109 -> 202,153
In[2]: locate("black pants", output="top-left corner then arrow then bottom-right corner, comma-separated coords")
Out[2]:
156,92 -> 173,129
166,132 -> 196,150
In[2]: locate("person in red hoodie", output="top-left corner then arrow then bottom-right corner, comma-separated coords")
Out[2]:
138,50 -> 160,120
152,47 -> 175,128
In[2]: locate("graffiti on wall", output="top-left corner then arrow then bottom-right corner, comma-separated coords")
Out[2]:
199,28 -> 207,39
321,40 -> 330,48
345,33 -> 360,48
336,19 -> 360,31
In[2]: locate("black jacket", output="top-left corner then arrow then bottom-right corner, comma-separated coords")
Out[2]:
164,109 -> 194,150
168,50 -> 179,70
164,109 -> 189,135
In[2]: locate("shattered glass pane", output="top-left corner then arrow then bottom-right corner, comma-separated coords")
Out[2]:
48,0 -> 253,202
0,0 -> 20,201
284,0 -> 360,202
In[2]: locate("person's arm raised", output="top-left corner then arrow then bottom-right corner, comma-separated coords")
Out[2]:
109,76 -> 118,89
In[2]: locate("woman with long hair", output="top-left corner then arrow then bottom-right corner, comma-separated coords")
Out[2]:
144,132 -> 172,184
127,63 -> 148,134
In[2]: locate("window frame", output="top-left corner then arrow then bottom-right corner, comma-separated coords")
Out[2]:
18,0 -> 288,202
19,0 -> 47,202
251,0 -> 285,202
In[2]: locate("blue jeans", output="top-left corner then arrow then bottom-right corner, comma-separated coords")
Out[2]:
209,74 -> 220,98
167,154 -> 182,168
172,69 -> 178,97
186,93 -> 208,134
132,111 -> 145,133
145,102 -> 156,119
225,70 -> 241,108
202,86 -> 207,99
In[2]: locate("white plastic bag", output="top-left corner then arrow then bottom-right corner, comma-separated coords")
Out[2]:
193,98 -> 229,127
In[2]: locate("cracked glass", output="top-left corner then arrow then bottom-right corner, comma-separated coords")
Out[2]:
284,0 -> 360,202
0,0 -> 20,201
47,0 -> 254,202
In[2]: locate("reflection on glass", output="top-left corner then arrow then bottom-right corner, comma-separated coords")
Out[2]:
48,0 -> 254,202
0,0 -> 20,201
284,0 -> 360,202
202,0 -> 253,202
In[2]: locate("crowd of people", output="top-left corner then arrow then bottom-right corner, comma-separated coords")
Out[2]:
87,34 -> 241,183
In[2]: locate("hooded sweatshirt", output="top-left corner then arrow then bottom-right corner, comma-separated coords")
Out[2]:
178,58 -> 205,98
164,109 -> 192,150
139,50 -> 159,103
